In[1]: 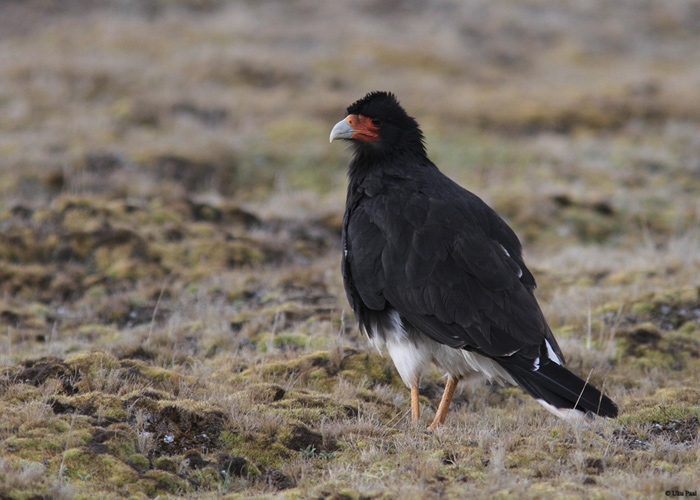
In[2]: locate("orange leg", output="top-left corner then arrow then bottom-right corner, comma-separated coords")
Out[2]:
410,384 -> 420,424
427,377 -> 458,432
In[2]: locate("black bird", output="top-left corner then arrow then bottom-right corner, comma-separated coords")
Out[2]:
330,91 -> 617,429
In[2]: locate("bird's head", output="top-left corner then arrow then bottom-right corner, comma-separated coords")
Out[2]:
330,91 -> 425,159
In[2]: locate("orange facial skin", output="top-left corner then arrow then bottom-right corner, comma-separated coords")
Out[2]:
343,114 -> 380,143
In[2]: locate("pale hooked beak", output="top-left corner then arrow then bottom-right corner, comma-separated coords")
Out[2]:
329,118 -> 354,143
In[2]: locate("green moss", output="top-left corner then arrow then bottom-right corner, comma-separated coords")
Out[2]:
54,447 -> 140,486
594,300 -> 624,317
221,431 -> 291,469
240,383 -> 286,404
216,457 -> 260,480
122,388 -> 173,414
629,298 -> 656,317
330,489 -> 360,500
269,394 -> 354,425
1,384 -> 43,405
607,270 -> 647,286
104,434 -> 137,463
120,359 -> 184,386
192,466 -> 224,489
623,288 -> 700,328
242,442 -> 291,469
339,351 -> 403,390
524,482 -> 559,498
561,205 -> 621,243
617,320 -> 700,372
156,398 -> 221,416
653,387 -> 700,403
130,453 -> 150,470
622,347 -> 674,371
258,332 -> 310,352
26,302 -> 52,319
242,351 -> 330,383
7,415 -> 93,462
95,247 -> 164,280
74,324 -> 119,341
154,456 -> 178,473
155,239 -> 264,275
57,392 -> 128,420
5,436 -> 64,461
61,210 -> 104,234
66,351 -> 120,375
679,321 -> 699,335
620,388 -> 700,426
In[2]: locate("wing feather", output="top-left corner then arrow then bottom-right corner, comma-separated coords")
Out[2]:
344,168 -> 562,361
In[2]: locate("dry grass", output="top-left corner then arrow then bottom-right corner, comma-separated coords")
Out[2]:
0,0 -> 699,499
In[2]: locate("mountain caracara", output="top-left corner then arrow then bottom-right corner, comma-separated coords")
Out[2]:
330,91 -> 617,429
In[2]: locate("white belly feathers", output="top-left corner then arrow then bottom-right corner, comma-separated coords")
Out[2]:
365,310 -> 515,388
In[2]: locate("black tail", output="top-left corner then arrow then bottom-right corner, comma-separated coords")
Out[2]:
497,358 -> 618,418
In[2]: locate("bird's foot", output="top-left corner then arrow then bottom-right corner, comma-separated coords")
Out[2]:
426,419 -> 442,433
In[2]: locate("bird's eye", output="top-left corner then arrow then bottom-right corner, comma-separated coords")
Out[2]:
371,118 -> 382,127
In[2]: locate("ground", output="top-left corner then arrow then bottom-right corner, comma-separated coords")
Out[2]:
0,1 -> 699,499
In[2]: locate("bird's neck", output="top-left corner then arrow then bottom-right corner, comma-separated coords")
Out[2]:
347,148 -> 427,185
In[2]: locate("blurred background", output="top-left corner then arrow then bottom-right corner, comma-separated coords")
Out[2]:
2,0 -> 700,228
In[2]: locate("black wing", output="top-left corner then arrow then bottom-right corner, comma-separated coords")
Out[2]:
343,166 -> 563,362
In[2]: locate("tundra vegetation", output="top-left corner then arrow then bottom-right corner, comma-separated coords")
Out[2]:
0,1 -> 699,499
